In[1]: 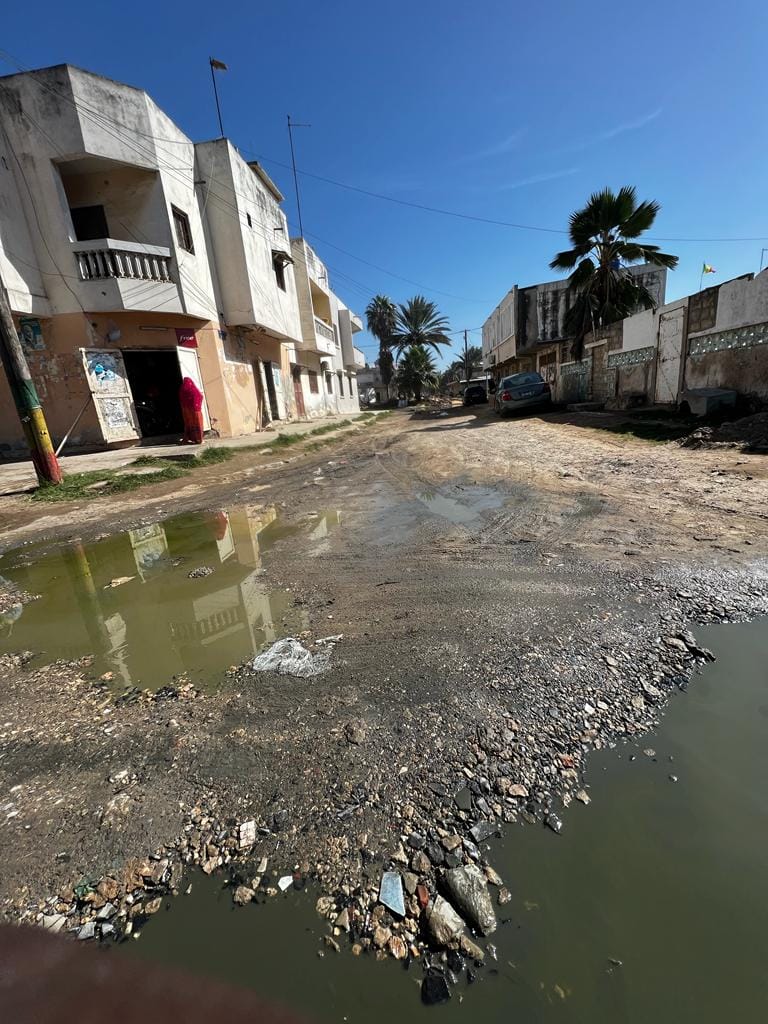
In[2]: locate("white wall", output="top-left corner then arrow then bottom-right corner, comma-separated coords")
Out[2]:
713,270 -> 768,331
0,124 -> 50,316
621,298 -> 689,352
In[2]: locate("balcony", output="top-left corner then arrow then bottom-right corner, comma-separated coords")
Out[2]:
351,346 -> 365,369
312,316 -> 337,355
73,239 -> 173,283
71,239 -> 182,314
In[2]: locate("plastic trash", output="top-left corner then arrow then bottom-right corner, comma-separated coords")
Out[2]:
379,871 -> 405,917
250,638 -> 331,678
278,875 -> 293,892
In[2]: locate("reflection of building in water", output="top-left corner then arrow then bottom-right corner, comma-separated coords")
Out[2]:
0,505 -> 323,690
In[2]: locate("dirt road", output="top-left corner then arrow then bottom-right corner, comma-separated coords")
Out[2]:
2,407 -> 767,953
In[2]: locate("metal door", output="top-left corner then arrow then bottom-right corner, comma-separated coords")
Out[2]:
291,366 -> 306,418
81,349 -> 140,442
176,345 -> 211,431
655,306 -> 686,404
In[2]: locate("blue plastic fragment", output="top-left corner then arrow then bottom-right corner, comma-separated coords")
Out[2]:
379,870 -> 405,917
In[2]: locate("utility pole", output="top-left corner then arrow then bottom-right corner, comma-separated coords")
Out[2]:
287,115 -> 311,238
0,281 -> 62,485
463,328 -> 469,382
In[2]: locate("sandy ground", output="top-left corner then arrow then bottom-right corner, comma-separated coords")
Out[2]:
1,407 -> 767,951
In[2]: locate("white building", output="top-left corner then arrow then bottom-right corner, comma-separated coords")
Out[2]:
0,63 -> 363,453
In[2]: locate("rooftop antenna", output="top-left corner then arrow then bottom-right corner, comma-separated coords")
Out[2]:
287,115 -> 311,238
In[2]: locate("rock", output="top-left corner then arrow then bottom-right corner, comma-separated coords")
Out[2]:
392,843 -> 409,866
233,886 -> 255,905
442,863 -> 497,935
389,935 -> 408,959
444,852 -> 462,869
664,636 -> 688,652
410,850 -> 431,873
642,681 -> 662,700
407,832 -> 425,850
508,784 -> 529,799
454,787 -> 473,811
441,834 -> 462,852
316,896 -> 336,917
497,887 -> 512,905
669,774 -> 679,783
425,843 -> 445,866
575,789 -> 591,805
545,813 -> 564,834
344,719 -> 367,745
379,871 -> 405,917
416,884 -> 429,910
484,866 -> 503,886
470,821 -> 498,844
77,921 -> 96,941
324,935 -> 341,953
42,913 -> 66,934
427,895 -> 465,946
373,925 -> 391,949
201,856 -> 218,875
143,897 -> 162,915
96,902 -> 116,920
459,934 -> 485,961
402,871 -> 418,896
334,908 -> 350,931
277,875 -> 293,892
421,972 -> 451,1005
238,820 -> 256,849
188,566 -> 214,579
100,792 -> 132,827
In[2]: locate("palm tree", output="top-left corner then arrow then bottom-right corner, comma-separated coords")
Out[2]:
390,296 -> 452,361
550,186 -> 678,357
397,344 -> 438,403
365,295 -> 398,393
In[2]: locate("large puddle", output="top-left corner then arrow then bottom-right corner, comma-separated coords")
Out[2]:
0,506 -> 341,692
123,618 -> 768,1020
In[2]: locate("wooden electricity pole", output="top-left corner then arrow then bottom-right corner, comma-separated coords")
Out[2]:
0,280 -> 62,485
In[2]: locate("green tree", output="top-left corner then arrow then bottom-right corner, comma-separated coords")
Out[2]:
365,295 -> 398,391
550,186 -> 678,357
397,344 -> 438,402
390,296 -> 451,361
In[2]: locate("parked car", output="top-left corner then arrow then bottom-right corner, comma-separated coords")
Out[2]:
494,371 -> 552,415
463,383 -> 487,406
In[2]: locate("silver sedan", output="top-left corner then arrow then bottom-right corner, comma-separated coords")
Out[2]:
493,371 -> 552,415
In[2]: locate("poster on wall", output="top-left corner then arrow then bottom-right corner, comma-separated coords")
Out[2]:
18,317 -> 45,351
175,328 -> 197,348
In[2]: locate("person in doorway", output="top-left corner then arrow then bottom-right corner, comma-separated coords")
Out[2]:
179,376 -> 205,444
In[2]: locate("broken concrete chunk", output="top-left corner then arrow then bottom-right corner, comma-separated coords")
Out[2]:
442,863 -> 497,936
426,895 -> 465,946
250,638 -> 330,678
238,820 -> 256,849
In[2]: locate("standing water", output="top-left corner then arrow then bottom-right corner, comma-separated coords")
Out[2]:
0,505 -> 340,692
124,618 -> 768,1021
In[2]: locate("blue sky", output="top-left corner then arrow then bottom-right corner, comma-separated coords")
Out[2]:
2,0 -> 767,366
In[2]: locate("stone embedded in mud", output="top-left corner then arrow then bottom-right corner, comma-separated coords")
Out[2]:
427,895 -> 465,946
470,821 -> 498,844
497,887 -> 512,906
421,971 -> 451,1005
508,783 -> 529,798
250,637 -> 330,678
484,865 -> 503,887
442,863 -> 497,936
42,913 -> 66,934
316,895 -> 336,917
379,871 -> 405,917
373,925 -> 391,949
389,935 -> 408,960
402,871 -> 418,895
459,933 -> 485,961
344,719 -> 367,744
77,921 -> 96,940
410,850 -> 431,873
546,813 -> 564,834
334,908 -> 350,931
454,787 -> 473,811
238,820 -> 256,849
642,681 -> 663,701
99,792 -> 132,827
575,789 -> 591,805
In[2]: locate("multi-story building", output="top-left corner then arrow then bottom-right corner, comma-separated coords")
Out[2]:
482,266 -> 667,385
0,63 -> 362,454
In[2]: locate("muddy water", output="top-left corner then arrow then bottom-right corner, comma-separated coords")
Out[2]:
0,505 -> 340,692
124,619 -> 768,1021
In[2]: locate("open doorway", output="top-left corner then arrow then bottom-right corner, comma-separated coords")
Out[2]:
122,349 -> 183,438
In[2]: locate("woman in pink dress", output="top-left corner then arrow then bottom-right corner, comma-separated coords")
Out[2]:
179,377 -> 204,444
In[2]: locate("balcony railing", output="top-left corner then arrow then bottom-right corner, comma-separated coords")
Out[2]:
73,239 -> 173,283
314,317 -> 335,342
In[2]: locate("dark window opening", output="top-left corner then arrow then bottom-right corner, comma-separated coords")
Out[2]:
273,255 -> 286,291
246,212 -> 252,228
337,371 -> 343,395
121,349 -> 183,438
70,204 -> 109,241
325,372 -> 333,394
172,206 -> 194,253
308,370 -> 319,394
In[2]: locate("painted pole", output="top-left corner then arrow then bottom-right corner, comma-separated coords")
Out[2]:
0,281 -> 62,485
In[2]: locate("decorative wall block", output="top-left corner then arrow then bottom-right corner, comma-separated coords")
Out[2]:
607,346 -> 655,369
688,322 -> 768,357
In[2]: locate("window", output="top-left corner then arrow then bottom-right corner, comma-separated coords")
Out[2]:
172,206 -> 194,253
308,370 -> 319,394
333,325 -> 339,347
337,371 -> 343,395
246,212 -> 252,228
325,372 -> 333,394
273,253 -> 286,291
347,372 -> 353,396
70,205 -> 109,241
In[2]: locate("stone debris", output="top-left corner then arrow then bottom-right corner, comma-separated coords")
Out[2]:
238,820 -> 256,849
442,863 -> 497,936
426,895 -> 465,946
187,566 -> 214,579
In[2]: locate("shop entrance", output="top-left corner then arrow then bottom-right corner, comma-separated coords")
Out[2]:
122,349 -> 184,438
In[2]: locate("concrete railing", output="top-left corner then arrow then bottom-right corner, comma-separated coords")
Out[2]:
314,317 -> 335,342
73,239 -> 173,283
